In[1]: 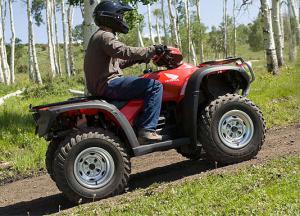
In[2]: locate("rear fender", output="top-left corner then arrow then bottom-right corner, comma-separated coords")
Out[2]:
181,65 -> 250,149
34,100 -> 139,149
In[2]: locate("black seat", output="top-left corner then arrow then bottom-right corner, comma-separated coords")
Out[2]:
68,96 -> 128,110
106,100 -> 128,110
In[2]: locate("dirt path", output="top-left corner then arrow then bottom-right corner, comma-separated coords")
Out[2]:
0,125 -> 299,216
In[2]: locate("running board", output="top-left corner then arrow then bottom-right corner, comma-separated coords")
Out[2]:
133,137 -> 190,156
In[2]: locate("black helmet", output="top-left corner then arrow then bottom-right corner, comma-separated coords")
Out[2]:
93,0 -> 133,34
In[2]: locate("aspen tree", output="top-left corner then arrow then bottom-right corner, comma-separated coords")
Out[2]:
61,0 -> 71,77
67,4 -> 75,75
195,0 -> 204,62
147,4 -> 155,44
83,0 -> 100,50
260,0 -> 279,75
8,0 -> 15,83
46,0 -> 56,77
272,0 -> 284,66
27,0 -> 42,84
0,0 -> 10,85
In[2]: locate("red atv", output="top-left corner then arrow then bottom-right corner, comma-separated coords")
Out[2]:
31,47 -> 265,203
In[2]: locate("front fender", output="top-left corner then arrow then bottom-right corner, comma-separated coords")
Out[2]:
182,65 -> 250,149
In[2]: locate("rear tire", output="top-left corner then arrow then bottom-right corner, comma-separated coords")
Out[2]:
52,129 -> 131,203
45,139 -> 60,182
198,94 -> 266,164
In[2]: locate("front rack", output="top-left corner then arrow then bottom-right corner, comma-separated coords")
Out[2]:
199,57 -> 255,83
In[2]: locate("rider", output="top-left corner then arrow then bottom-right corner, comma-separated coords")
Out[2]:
84,0 -> 167,144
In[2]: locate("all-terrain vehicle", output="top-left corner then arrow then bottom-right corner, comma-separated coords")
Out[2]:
30,47 -> 265,203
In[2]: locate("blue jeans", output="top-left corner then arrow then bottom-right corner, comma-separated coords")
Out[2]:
101,76 -> 163,131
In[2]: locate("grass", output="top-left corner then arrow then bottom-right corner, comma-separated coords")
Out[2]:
0,75 -> 84,183
250,63 -> 300,127
0,45 -> 299,184
64,156 -> 300,215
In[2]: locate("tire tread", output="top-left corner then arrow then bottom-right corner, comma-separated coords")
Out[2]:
53,128 -> 131,203
199,93 -> 266,164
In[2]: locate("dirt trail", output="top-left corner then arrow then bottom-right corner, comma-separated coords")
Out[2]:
0,125 -> 299,216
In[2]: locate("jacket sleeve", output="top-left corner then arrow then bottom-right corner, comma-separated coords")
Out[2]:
118,59 -> 145,69
100,31 -> 156,61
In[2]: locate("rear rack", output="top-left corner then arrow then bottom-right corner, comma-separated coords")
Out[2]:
29,97 -> 89,111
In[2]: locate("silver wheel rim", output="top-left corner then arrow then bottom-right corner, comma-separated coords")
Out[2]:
74,147 -> 115,189
218,110 -> 254,149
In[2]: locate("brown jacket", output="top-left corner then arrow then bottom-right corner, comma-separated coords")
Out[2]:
84,29 -> 156,96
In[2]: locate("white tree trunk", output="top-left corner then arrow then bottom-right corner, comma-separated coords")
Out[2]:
288,0 -> 300,43
67,5 -> 75,75
53,0 -> 62,75
27,0 -> 42,84
147,4 -> 155,44
191,42 -> 197,65
280,3 -> 285,48
223,0 -> 228,58
260,0 -> 279,75
174,0 -> 182,50
167,0 -> 179,47
287,1 -> 297,61
183,0 -> 196,64
184,0 -> 191,62
0,31 -> 3,82
0,90 -> 24,106
272,0 -> 284,66
32,36 -> 42,84
161,0 -> 168,44
195,0 -> 204,62
155,17 -> 162,44
1,0 -> 5,43
61,0 -> 71,77
0,0 -> 10,85
137,22 -> 144,47
136,4 -> 144,47
83,0 -> 100,50
233,0 -> 237,57
46,0 -> 56,77
8,0 -> 15,84
50,0 -> 59,75
27,9 -> 34,81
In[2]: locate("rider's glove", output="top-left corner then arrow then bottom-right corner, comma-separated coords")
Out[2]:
154,45 -> 167,55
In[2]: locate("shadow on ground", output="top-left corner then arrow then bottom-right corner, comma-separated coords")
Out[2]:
0,159 -> 214,216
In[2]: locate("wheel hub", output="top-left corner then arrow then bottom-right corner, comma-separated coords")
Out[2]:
218,110 -> 254,149
74,147 -> 115,189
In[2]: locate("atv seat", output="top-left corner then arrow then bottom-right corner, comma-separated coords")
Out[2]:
68,96 -> 128,110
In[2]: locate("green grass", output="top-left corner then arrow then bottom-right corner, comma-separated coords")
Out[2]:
65,156 -> 300,215
0,45 -> 299,184
0,75 -> 84,183
249,63 -> 300,127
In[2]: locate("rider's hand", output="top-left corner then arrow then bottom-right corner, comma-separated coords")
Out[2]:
154,45 -> 168,55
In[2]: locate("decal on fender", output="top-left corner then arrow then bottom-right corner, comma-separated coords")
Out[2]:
164,73 -> 179,82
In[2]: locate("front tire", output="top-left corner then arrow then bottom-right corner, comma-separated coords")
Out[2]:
198,94 -> 266,164
52,129 -> 131,203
